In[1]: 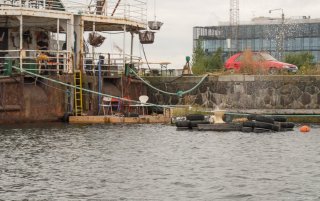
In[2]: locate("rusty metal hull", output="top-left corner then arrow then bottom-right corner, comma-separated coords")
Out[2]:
0,75 -> 146,124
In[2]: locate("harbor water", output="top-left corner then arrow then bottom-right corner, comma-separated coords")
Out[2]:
1,123 -> 320,200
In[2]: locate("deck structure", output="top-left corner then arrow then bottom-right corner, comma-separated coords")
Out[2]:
0,0 -> 154,123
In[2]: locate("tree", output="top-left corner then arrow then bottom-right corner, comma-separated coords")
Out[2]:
192,40 -> 206,75
285,52 -> 315,69
192,41 -> 224,75
207,47 -> 223,72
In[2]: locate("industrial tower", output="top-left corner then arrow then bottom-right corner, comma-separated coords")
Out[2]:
229,0 -> 239,53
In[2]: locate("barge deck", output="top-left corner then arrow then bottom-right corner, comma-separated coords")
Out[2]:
69,115 -> 171,124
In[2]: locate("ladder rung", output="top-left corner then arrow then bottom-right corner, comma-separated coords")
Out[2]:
74,71 -> 83,116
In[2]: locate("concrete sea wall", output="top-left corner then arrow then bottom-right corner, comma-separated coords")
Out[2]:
145,75 -> 320,114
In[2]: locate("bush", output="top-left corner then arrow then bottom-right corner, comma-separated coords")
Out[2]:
285,52 -> 317,74
239,49 -> 267,75
192,40 -> 224,75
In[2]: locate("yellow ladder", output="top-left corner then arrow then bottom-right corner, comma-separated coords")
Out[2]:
74,70 -> 83,116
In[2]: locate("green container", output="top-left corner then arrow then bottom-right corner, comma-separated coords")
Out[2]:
124,64 -> 135,76
125,63 -> 130,76
186,56 -> 191,63
4,58 -> 12,76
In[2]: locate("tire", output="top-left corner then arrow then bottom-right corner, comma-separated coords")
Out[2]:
227,68 -> 235,74
186,114 -> 205,121
280,122 -> 295,129
255,122 -> 274,130
272,124 -> 280,132
243,121 -> 256,128
255,115 -> 275,124
272,116 -> 287,122
269,68 -> 278,75
241,127 -> 253,133
198,123 -> 242,132
280,128 -> 294,132
253,128 -> 272,133
189,120 -> 210,128
176,120 -> 191,128
247,114 -> 256,121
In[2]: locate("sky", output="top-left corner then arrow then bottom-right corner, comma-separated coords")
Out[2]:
76,0 -> 320,69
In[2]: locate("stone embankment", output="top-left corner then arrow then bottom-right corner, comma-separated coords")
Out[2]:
145,75 -> 320,114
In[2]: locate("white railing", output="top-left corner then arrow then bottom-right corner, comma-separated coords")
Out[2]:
0,49 -> 71,75
83,52 -> 142,76
0,0 -> 65,11
107,0 -> 147,23
64,0 -> 147,24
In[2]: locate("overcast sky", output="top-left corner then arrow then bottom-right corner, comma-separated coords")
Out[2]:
146,0 -> 320,68
77,0 -> 320,69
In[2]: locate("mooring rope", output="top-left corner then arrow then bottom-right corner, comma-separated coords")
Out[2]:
129,68 -> 209,97
12,66 -> 173,109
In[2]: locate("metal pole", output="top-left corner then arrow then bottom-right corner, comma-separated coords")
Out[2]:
281,12 -> 285,61
121,25 -> 126,99
19,15 -> 23,71
123,25 -> 126,70
57,18 -> 60,74
92,22 -> 96,75
130,32 -> 134,65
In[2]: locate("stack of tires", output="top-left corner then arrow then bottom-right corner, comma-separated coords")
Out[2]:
242,114 -> 295,133
175,114 -> 210,129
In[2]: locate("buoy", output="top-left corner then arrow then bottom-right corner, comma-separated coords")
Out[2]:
300,125 -> 311,133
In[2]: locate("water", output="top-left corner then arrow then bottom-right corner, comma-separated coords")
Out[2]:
1,123 -> 320,201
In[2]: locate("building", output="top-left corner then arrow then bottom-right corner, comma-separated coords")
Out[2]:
193,17 -> 320,62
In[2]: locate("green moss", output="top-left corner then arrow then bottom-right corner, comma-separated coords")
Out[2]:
172,106 -> 212,117
287,116 -> 320,123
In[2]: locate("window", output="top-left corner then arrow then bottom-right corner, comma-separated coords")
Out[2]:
254,39 -> 260,51
235,54 -> 243,62
262,39 -> 270,50
303,38 -> 310,50
294,38 -> 302,51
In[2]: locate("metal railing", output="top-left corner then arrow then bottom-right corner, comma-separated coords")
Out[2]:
83,52 -> 142,76
0,49 -> 71,75
64,0 -> 147,24
0,0 -> 65,11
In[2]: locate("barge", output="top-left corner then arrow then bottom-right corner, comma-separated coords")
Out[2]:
0,0 -> 167,124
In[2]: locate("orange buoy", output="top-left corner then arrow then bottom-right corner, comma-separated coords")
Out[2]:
300,125 -> 311,133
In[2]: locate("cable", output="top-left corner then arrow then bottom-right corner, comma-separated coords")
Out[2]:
140,43 -> 151,71
25,75 -> 71,94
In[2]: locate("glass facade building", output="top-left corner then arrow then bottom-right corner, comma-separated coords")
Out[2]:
193,17 -> 320,62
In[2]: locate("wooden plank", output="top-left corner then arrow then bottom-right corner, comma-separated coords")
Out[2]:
69,115 -> 171,124
69,116 -> 106,124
